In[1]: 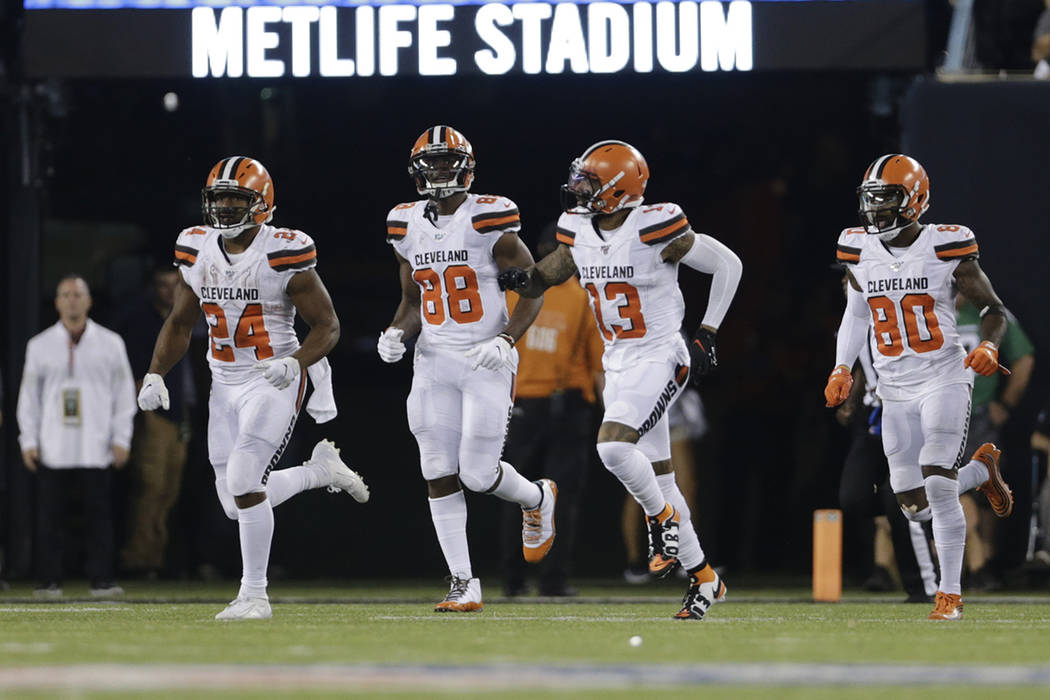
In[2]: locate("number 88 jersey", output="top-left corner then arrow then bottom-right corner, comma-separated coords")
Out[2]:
173,224 -> 317,384
835,223 -> 977,401
385,194 -> 519,352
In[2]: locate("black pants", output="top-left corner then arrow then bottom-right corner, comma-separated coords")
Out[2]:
838,412 -> 931,598
501,390 -> 593,593
36,465 -> 115,584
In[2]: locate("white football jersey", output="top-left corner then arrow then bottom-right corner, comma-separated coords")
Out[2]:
835,223 -> 978,401
555,202 -> 691,371
386,194 -> 519,351
174,224 -> 316,384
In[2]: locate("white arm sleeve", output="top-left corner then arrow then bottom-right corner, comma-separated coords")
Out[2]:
16,341 -> 42,452
834,285 -> 870,368
678,233 -> 743,330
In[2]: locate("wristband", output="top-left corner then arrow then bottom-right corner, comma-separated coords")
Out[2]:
498,333 -> 516,347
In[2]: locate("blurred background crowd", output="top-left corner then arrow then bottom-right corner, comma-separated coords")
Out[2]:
1,0 -> 1050,596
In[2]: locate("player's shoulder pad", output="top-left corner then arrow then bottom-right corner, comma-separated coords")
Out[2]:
174,225 -> 210,268
265,228 -> 317,273
386,200 -> 421,242
930,224 -> 978,262
835,227 -> 866,265
470,194 -> 521,235
637,203 -> 690,246
554,211 -> 580,247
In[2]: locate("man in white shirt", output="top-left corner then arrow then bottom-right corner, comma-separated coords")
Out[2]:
17,275 -> 136,597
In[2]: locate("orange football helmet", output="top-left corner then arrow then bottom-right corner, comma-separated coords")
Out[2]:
561,140 -> 649,215
857,154 -> 930,240
408,125 -> 475,198
202,156 -> 275,238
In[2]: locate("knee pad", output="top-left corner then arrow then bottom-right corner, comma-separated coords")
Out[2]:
596,441 -> 635,471
457,460 -> 499,494
225,449 -> 269,498
899,503 -> 932,523
923,473 -> 960,505
213,473 -> 240,521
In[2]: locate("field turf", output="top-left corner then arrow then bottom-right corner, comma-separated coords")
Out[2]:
2,580 -> 1049,697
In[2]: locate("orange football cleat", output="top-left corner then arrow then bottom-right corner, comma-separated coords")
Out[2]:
434,576 -> 483,613
928,591 -> 963,620
973,443 -> 1013,517
522,479 -> 558,563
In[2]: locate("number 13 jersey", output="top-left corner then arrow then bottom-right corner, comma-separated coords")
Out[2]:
835,223 -> 978,401
173,224 -> 317,384
555,203 -> 690,372
385,194 -> 520,352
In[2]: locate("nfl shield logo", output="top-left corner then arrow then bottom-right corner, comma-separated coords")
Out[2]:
601,245 -> 611,255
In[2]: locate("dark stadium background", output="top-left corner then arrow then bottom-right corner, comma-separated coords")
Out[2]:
3,2 -> 1049,587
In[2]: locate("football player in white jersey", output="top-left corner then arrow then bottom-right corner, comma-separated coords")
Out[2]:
824,154 -> 1014,620
499,141 -> 743,620
137,157 -> 369,620
378,126 -> 557,612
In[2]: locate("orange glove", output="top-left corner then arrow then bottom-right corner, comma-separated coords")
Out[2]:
824,365 -> 853,407
964,340 -> 999,377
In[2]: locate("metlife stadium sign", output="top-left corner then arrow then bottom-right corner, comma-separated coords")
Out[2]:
23,0 -> 925,78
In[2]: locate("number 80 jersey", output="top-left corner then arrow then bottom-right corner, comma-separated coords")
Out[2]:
173,224 -> 317,384
386,194 -> 519,352
835,223 -> 977,401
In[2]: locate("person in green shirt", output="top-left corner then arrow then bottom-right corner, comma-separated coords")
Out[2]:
956,295 -> 1036,588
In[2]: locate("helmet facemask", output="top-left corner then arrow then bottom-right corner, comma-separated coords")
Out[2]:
202,184 -> 272,239
409,148 -> 474,199
857,184 -> 912,241
560,159 -> 632,215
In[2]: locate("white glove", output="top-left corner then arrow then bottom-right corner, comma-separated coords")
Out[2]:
378,327 -> 406,363
465,335 -> 513,371
138,373 -> 170,411
254,356 -> 301,390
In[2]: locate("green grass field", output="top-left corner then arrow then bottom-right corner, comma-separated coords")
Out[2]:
2,580 -> 1050,698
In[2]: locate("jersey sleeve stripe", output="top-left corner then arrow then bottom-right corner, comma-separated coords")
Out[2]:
935,243 -> 979,259
268,246 -> 317,270
555,226 -> 575,246
473,215 -> 521,234
836,243 -> 861,263
471,208 -> 520,224
386,220 -> 408,239
174,245 -> 198,266
639,214 -> 689,244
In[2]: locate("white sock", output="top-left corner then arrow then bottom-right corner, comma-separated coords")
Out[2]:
490,461 -> 542,509
908,520 -> 939,597
266,465 -> 325,507
656,473 -> 705,570
236,497 -> 274,599
429,491 -> 472,579
956,459 -> 989,494
596,441 -> 666,516
924,475 -> 966,595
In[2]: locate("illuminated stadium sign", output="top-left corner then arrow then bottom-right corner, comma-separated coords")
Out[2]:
23,0 -> 925,77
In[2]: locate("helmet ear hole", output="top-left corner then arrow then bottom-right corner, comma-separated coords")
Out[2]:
613,189 -> 625,198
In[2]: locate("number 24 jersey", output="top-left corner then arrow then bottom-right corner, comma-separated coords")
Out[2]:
836,223 -> 978,401
173,224 -> 317,384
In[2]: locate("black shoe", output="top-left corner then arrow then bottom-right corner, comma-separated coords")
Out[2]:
623,563 -> 651,585
904,591 -> 935,604
861,566 -> 894,592
969,567 -> 1003,592
538,584 -> 578,597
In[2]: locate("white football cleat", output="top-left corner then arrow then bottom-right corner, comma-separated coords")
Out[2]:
522,479 -> 557,563
215,596 -> 272,620
312,440 -> 369,503
434,576 -> 483,612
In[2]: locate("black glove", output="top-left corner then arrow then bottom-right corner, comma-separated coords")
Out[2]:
497,267 -> 529,292
688,327 -> 718,382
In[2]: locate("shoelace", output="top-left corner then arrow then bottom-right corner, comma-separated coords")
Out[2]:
522,510 -> 542,544
647,517 -> 668,558
444,576 -> 471,601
